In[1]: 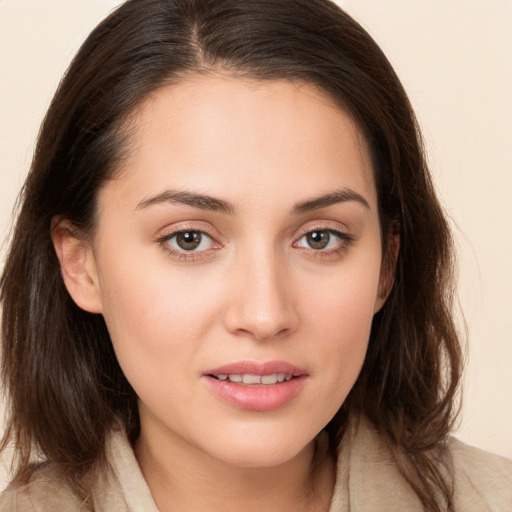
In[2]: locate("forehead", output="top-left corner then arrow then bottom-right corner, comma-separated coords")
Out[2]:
108,75 -> 376,212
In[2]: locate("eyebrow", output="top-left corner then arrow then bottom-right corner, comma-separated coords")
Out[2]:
292,189 -> 370,214
136,187 -> 370,215
136,190 -> 236,214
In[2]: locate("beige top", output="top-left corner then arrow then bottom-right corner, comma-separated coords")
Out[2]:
1,415 -> 511,511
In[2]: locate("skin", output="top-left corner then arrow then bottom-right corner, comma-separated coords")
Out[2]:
53,75 -> 394,511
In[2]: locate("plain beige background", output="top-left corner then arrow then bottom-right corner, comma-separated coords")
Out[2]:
1,0 -> 511,487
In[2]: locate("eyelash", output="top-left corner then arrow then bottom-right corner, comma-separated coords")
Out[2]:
293,228 -> 355,258
157,229 -> 219,262
156,226 -> 355,262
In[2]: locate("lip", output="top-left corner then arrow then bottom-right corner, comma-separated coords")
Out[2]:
204,360 -> 307,377
202,360 -> 308,412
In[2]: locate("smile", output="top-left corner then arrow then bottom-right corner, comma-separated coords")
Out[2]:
203,361 -> 307,411
212,373 -> 294,385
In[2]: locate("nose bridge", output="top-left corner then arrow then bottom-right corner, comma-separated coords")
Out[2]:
225,240 -> 297,340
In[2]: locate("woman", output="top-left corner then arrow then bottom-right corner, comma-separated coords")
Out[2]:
0,0 -> 510,510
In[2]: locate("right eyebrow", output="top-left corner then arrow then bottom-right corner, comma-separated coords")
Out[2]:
135,189 -> 236,214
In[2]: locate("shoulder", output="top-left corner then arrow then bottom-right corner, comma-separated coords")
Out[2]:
0,429 -> 155,512
449,437 -> 512,510
331,414 -> 512,511
0,464 -> 91,512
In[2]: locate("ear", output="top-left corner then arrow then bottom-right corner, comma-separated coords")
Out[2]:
51,217 -> 103,314
374,230 -> 400,314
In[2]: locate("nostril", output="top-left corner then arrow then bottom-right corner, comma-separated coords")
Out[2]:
223,270 -> 299,340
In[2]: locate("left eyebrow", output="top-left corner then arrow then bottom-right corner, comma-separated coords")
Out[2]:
292,189 -> 371,214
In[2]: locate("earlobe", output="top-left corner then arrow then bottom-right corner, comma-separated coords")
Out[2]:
51,217 -> 103,314
374,231 -> 400,314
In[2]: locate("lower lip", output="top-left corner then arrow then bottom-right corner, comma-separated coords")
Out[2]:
203,375 -> 308,411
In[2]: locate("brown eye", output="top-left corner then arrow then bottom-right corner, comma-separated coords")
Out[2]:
295,228 -> 353,253
165,231 -> 214,252
176,231 -> 203,250
305,230 -> 331,250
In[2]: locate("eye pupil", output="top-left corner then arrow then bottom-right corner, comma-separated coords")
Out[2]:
307,230 -> 330,249
176,231 -> 202,250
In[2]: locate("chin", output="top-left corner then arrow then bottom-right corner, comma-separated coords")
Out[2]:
202,427 -> 315,469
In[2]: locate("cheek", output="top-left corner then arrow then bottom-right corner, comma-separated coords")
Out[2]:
299,252 -> 381,388
95,254 -> 222,386
301,247 -> 381,330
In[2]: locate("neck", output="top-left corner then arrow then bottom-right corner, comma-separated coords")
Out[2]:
134,418 -> 335,512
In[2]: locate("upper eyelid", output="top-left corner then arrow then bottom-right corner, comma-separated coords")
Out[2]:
294,228 -> 354,247
156,221 -> 220,240
159,229 -> 219,250
293,221 -> 354,239
298,228 -> 352,239
162,228 -> 212,239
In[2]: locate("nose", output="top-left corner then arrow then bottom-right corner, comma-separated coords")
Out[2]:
223,247 -> 299,341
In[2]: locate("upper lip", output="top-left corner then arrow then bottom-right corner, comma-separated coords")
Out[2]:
204,360 -> 307,377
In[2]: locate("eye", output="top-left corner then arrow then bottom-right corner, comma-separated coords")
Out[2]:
165,230 -> 215,252
295,229 -> 351,251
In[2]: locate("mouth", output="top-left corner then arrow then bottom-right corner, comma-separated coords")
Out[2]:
203,361 -> 308,411
209,373 -> 294,385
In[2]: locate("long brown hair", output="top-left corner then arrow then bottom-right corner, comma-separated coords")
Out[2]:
1,0 -> 462,509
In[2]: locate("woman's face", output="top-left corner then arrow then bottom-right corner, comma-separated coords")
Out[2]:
79,76 -> 386,468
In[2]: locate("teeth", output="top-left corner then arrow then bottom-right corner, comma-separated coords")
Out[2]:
260,374 -> 278,385
216,373 -> 295,385
243,374 -> 261,385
